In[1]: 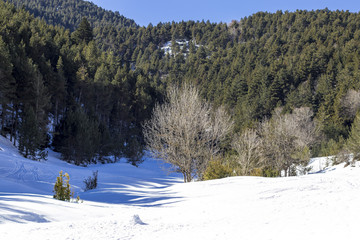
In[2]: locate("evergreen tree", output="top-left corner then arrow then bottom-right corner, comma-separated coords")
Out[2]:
18,106 -> 47,160
98,120 -> 112,162
346,112 -> 360,161
53,170 -> 73,201
3,0 -> 360,167
72,17 -> 93,44
0,36 -> 15,136
7,0 -> 137,32
54,106 -> 100,165
52,56 -> 67,126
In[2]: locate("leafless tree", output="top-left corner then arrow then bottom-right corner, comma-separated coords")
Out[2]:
259,107 -> 319,176
143,84 -> 233,182
231,128 -> 262,175
341,89 -> 360,120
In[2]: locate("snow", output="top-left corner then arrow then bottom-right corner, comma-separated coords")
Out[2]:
160,39 -> 200,56
1,135 -> 360,239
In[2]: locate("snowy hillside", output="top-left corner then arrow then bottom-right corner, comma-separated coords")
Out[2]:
1,135 -> 360,240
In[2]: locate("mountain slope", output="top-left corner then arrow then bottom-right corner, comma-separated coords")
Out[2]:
5,0 -> 137,31
0,1 -> 153,164
5,0 -> 360,157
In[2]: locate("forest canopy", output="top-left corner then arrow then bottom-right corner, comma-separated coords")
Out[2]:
1,0 -> 360,170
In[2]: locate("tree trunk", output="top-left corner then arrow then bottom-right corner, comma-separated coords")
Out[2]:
187,175 -> 192,183
0,105 -> 5,137
182,171 -> 192,183
10,108 -> 18,146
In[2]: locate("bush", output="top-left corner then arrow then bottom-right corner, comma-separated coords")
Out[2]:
53,171 -> 73,201
202,160 -> 233,181
250,167 -> 279,177
83,170 -> 98,191
316,137 -> 345,157
249,168 -> 263,176
262,167 -> 279,177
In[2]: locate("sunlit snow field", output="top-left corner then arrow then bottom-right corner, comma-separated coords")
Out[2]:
0,136 -> 360,240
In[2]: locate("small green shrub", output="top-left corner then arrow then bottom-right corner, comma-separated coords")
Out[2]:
262,167 -> 279,177
75,195 -> 82,203
53,170 -> 73,201
250,168 -> 263,176
83,170 -> 98,191
316,137 -> 346,157
203,160 -> 233,181
250,167 -> 279,177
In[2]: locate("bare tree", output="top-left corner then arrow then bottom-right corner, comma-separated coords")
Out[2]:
259,107 -> 319,176
290,107 -> 319,147
341,89 -> 360,120
231,128 -> 262,175
143,84 -> 233,182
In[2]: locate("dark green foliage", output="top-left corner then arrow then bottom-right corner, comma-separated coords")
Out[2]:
97,121 -> 112,162
315,137 -> 345,157
202,160 -> 233,181
54,107 -> 100,165
262,167 -> 280,178
18,106 -> 48,160
0,1 -> 155,165
0,36 -> 15,136
2,0 -> 360,166
124,133 -> 145,167
18,107 -> 38,159
83,170 -> 98,191
5,0 -> 137,31
72,17 -> 93,44
346,112 -> 360,161
249,167 -> 279,177
53,170 -> 73,201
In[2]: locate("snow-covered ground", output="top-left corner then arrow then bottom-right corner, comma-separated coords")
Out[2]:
1,136 -> 360,240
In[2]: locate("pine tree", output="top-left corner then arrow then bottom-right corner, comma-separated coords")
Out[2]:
18,106 -> 38,159
0,36 -> 15,136
52,56 -> 67,126
72,17 -> 93,44
98,121 -> 112,162
346,112 -> 360,161
53,171 -> 73,201
54,107 -> 100,165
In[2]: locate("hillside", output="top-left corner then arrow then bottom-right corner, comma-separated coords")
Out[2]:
2,2 -> 360,238
0,1 -> 153,165
1,1 -> 360,173
4,0 -> 137,31
6,2 -> 360,138
1,135 -> 360,239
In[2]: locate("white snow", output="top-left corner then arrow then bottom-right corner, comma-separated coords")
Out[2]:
1,135 -> 360,239
160,39 -> 200,56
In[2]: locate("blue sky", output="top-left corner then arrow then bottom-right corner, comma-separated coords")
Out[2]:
88,0 -> 360,26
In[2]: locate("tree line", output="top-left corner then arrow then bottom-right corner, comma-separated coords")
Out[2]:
144,84 -> 320,181
22,1 -> 360,153
2,0 -> 360,174
144,84 -> 360,182
5,0 -> 137,31
0,2 -> 156,165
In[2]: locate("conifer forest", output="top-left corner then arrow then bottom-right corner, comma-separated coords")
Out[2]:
1,0 -> 360,177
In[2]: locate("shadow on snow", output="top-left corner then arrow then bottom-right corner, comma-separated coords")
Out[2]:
80,177 -> 183,207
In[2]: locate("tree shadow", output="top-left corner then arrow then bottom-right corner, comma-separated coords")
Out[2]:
0,202 -> 49,224
80,177 -> 184,207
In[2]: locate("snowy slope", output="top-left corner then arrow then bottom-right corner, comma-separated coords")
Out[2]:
1,136 -> 360,240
